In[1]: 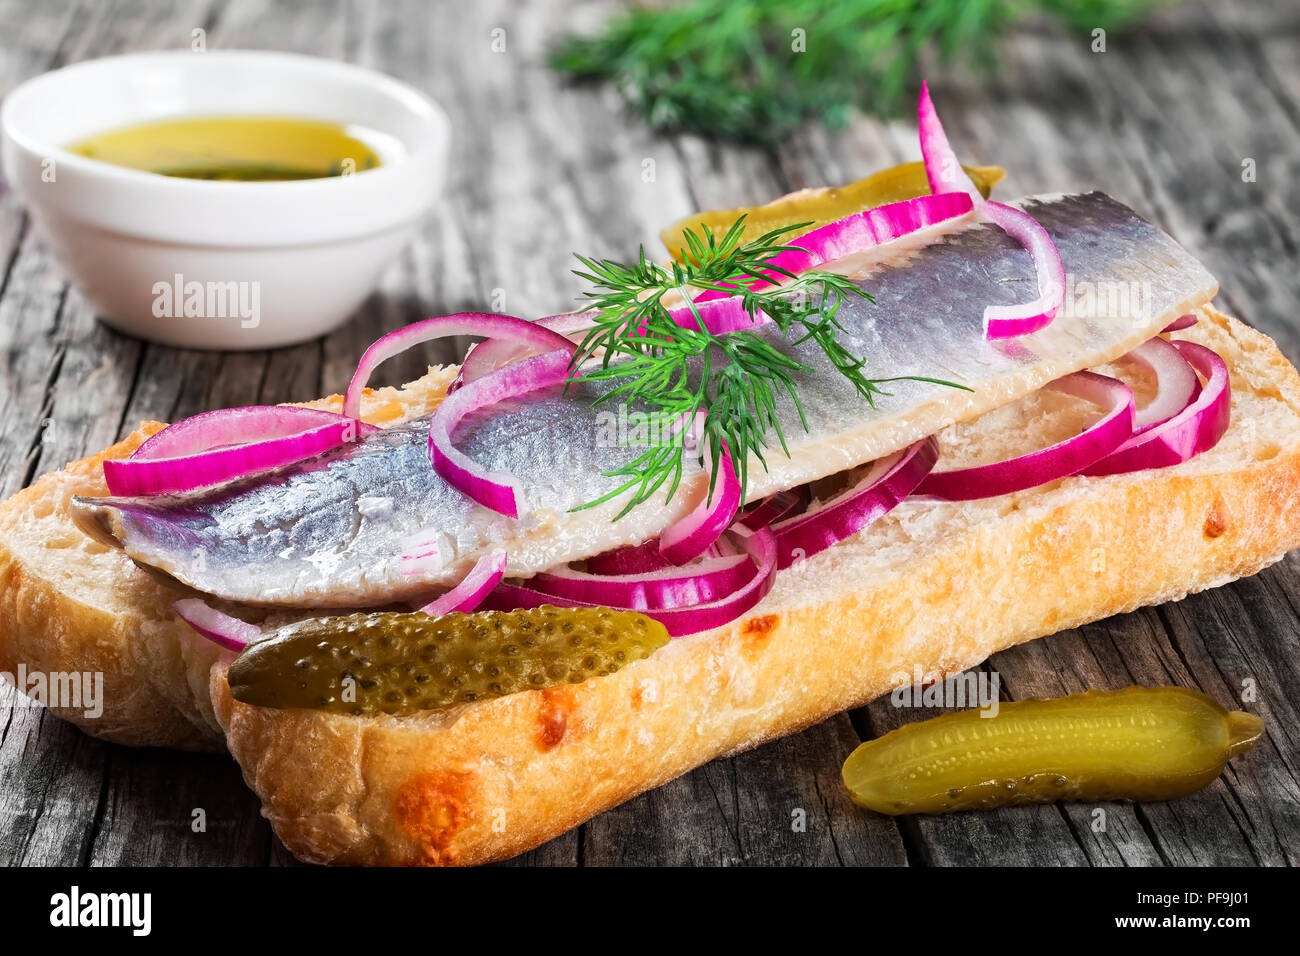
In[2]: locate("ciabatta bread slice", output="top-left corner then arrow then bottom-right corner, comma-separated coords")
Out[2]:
0,367 -> 459,749
184,307 -> 1298,865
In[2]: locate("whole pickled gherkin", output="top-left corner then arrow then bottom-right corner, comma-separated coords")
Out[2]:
843,686 -> 1264,814
227,606 -> 669,716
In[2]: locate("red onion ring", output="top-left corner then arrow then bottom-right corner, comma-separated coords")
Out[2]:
709,535 -> 742,557
737,487 -> 810,530
916,371 -> 1135,500
417,551 -> 508,616
658,417 -> 742,564
979,200 -> 1066,339
528,552 -> 757,610
585,476 -> 791,579
428,347 -> 575,518
691,192 -> 975,304
917,81 -> 980,199
917,81 -> 1064,340
1162,314 -> 1198,333
453,311 -> 597,392
586,539 -> 674,575
104,406 -> 377,497
1126,335 -> 1201,432
665,294 -> 774,336
772,439 -> 937,568
1082,342 -> 1230,477
485,526 -> 778,638
173,599 -> 260,652
344,313 -> 573,419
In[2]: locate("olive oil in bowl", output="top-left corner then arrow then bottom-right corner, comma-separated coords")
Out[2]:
66,115 -> 386,181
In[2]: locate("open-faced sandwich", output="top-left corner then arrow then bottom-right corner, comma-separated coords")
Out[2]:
2,86 -> 1297,865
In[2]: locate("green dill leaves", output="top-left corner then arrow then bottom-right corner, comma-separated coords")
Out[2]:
550,0 -> 1177,143
566,217 -> 961,517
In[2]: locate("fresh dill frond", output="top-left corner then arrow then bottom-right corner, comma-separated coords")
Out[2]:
550,0 -> 1179,143
567,217 -> 968,517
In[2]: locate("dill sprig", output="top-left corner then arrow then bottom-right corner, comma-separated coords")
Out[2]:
550,0 -> 1178,143
567,218 -> 965,516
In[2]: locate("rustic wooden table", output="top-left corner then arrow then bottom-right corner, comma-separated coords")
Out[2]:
1,0 -> 1297,867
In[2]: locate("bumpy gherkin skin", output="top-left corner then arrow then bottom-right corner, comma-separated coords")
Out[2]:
227,606 -> 669,716
842,686 -> 1265,814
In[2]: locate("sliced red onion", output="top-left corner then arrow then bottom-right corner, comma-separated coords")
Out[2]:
453,310 -> 597,392
585,480 -> 789,574
537,310 -> 602,335
691,192 -> 975,303
917,81 -> 1064,340
343,313 -> 572,419
707,535 -> 741,556
980,200 -> 1066,339
173,598 -> 260,652
916,371 -> 1135,500
486,526 -> 778,638
666,294 -> 774,336
737,487 -> 809,530
1082,342 -> 1230,477
428,347 -> 574,518
417,551 -> 508,616
773,439 -> 937,568
528,552 -> 757,610
917,81 -> 982,199
585,539 -> 673,575
104,406 -> 376,497
454,341 -> 525,393
658,414 -> 742,565
1163,314 -> 1198,332
1126,335 -> 1201,432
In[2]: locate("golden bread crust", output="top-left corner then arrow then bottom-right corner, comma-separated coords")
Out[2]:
0,370 -> 459,749
209,308 -> 1300,865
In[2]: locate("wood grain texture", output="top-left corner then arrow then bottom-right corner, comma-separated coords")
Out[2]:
0,0 -> 1297,866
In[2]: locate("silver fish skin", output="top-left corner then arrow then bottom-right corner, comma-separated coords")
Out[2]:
73,192 -> 1217,607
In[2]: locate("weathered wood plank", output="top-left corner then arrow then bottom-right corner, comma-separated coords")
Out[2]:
582,716 -> 906,866
86,750 -> 270,866
1155,561 -> 1300,866
0,705 -> 109,865
1086,4 -> 1300,362
497,827 -> 581,868
0,229 -> 76,498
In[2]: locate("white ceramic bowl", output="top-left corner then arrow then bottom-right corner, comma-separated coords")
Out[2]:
1,50 -> 450,349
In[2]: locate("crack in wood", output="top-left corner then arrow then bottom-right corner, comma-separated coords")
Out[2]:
80,748 -> 112,866
1131,804 -> 1173,866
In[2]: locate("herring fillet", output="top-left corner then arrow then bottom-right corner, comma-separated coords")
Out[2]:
73,192 -> 1217,607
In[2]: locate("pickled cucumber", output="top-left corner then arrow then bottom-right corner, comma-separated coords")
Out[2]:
660,160 -> 1005,261
227,606 -> 669,716
843,686 -> 1264,814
